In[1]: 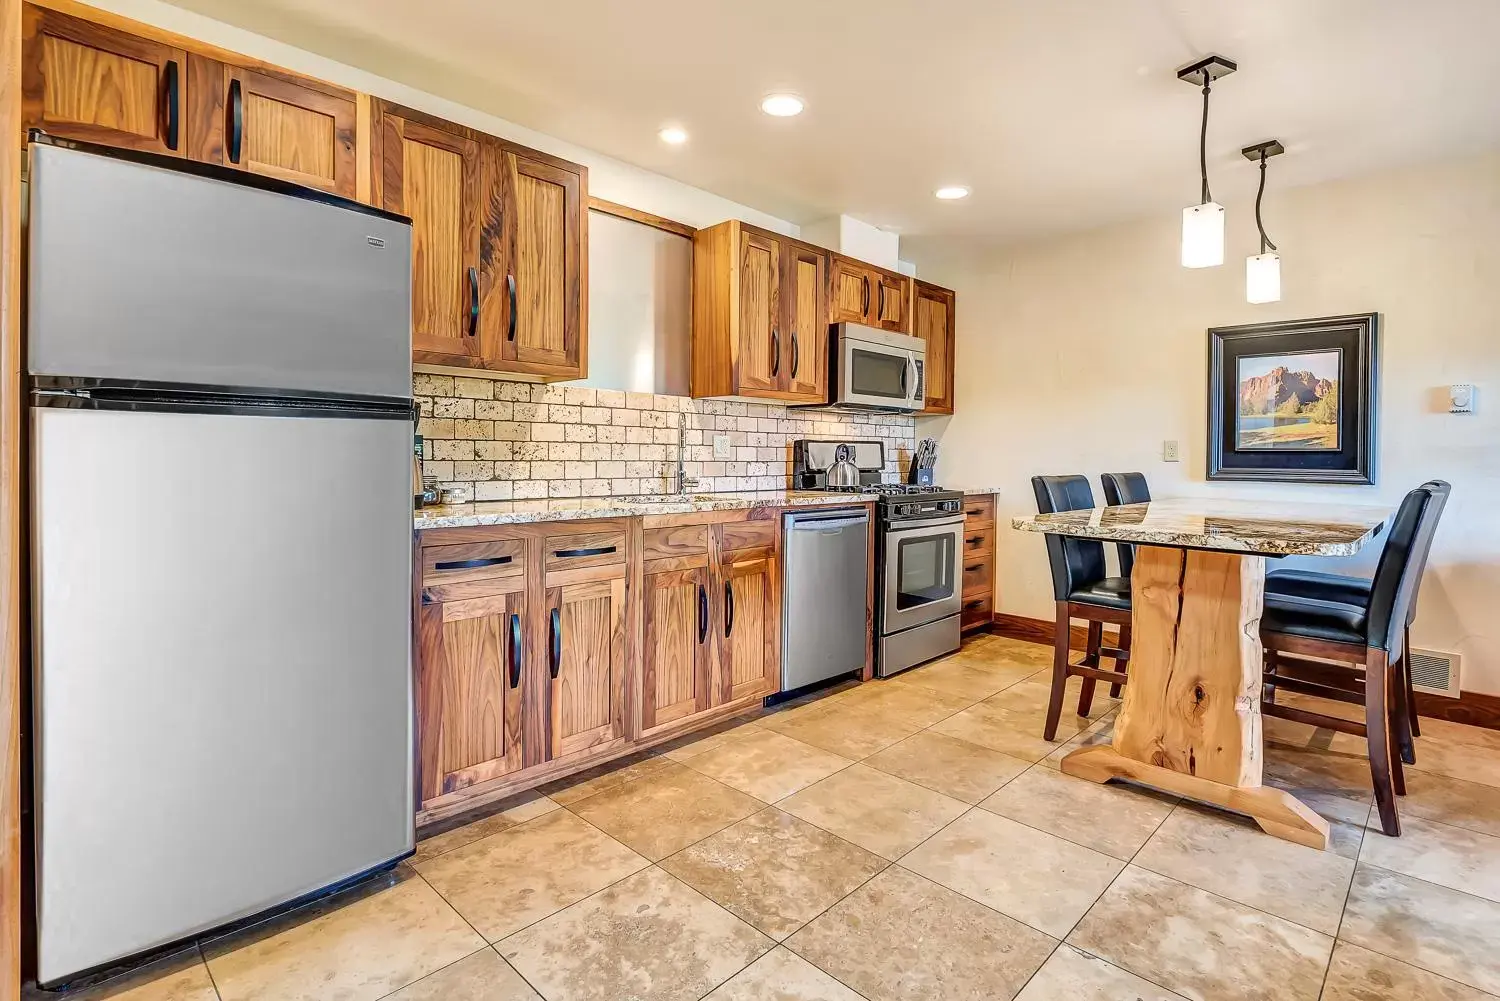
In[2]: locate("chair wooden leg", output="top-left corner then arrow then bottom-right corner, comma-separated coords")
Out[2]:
1405,625 -> 1421,739
1366,650 -> 1401,836
1043,602 -> 1071,742
1392,652 -> 1416,768
1077,620 -> 1102,718
1109,623 -> 1131,699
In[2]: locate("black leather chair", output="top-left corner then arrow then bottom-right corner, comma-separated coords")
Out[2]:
1265,480 -> 1449,757
1099,472 -> 1150,698
1031,475 -> 1132,740
1259,483 -> 1447,837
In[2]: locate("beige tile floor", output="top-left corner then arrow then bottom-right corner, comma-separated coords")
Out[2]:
40,634 -> 1500,1001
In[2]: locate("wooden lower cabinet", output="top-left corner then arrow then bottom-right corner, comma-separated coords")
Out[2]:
416,509 -> 796,822
959,493 -> 996,634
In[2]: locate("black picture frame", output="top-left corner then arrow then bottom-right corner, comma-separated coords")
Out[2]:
1207,313 -> 1379,484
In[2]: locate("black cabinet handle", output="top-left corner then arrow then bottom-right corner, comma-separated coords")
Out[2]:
506,273 -> 517,341
724,580 -> 734,638
549,607 -> 562,679
508,613 -> 522,689
433,555 -> 512,571
697,584 -> 708,644
163,60 -> 180,151
790,332 -> 799,379
861,275 -> 870,315
227,78 -> 243,164
467,268 -> 479,338
770,330 -> 780,377
877,282 -> 885,319
552,545 -> 617,559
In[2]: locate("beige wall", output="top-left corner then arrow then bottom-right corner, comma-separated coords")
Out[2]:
911,152 -> 1500,695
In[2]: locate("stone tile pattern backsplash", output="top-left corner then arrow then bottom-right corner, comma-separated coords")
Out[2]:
415,374 -> 916,502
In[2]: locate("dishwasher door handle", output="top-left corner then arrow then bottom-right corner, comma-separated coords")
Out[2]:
789,514 -> 869,533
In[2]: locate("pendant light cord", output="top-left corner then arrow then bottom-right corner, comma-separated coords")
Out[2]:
1199,77 -> 1212,204
1255,152 -> 1277,254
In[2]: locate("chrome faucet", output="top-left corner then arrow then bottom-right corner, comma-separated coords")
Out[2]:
674,408 -> 700,496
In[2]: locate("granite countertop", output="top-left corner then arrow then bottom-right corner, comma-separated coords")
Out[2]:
415,490 -> 874,529
1011,497 -> 1392,557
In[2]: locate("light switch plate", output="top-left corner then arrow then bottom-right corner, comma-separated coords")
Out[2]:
713,434 -> 732,460
1450,384 -> 1475,414
1163,440 -> 1180,462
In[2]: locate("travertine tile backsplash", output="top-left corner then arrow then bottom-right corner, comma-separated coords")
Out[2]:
414,374 -> 917,502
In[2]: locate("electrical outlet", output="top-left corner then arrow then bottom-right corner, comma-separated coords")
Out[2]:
1163,440 -> 1180,462
713,434 -> 732,460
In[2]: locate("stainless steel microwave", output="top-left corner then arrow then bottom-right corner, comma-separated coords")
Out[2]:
830,323 -> 925,411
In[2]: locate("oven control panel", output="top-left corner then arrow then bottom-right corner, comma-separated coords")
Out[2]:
888,497 -> 963,520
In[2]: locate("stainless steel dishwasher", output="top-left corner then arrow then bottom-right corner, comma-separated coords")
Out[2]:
781,507 -> 871,692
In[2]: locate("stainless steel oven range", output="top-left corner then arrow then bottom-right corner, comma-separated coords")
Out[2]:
791,438 -> 964,677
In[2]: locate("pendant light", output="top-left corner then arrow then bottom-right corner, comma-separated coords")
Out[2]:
1176,56 -> 1236,268
1242,139 -> 1285,303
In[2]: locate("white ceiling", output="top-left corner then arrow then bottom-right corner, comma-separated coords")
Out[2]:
171,0 -> 1500,245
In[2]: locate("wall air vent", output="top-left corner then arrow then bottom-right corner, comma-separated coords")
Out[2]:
1409,648 -> 1460,698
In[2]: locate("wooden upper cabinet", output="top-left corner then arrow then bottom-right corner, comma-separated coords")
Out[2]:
545,575 -> 627,760
641,567 -> 711,733
187,55 -> 356,196
21,6 -> 187,155
692,220 -> 827,403
783,243 -> 828,401
416,590 -> 527,806
828,255 -> 872,326
375,106 -> 482,367
912,280 -> 956,415
498,148 -> 586,380
736,228 -> 782,394
717,552 -> 777,704
872,272 -> 909,332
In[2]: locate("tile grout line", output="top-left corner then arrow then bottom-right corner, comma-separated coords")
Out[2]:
196,942 -> 226,1001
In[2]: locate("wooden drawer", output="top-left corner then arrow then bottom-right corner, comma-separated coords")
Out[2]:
962,494 -> 995,526
962,556 -> 992,597
960,592 -> 993,631
961,525 -> 994,558
545,530 -> 626,571
719,519 -> 776,555
643,524 -> 709,561
421,539 -> 525,588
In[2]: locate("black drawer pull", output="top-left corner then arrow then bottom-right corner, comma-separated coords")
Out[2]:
965,563 -> 982,573
163,60 -> 180,151
508,613 -> 522,688
228,77 -> 243,163
467,268 -> 479,338
506,273 -> 517,341
877,282 -> 885,319
698,584 -> 708,644
790,332 -> 799,379
861,274 -> 870,315
433,555 -> 512,571
770,329 -> 780,377
553,545 -> 617,559
549,607 -> 562,679
724,580 -> 734,637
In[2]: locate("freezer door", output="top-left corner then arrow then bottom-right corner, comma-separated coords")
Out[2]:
27,142 -> 412,399
32,407 -> 414,985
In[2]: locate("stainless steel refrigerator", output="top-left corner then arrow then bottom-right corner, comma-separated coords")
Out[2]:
28,136 -> 416,986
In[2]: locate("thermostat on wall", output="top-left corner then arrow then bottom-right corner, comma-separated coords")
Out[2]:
1450,384 -> 1475,414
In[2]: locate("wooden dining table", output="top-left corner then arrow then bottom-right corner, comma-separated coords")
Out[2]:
1012,497 -> 1392,850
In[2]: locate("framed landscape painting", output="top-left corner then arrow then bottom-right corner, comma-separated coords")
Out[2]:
1208,314 -> 1378,483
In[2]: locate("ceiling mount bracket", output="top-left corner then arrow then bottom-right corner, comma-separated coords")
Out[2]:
1176,55 -> 1238,87
1241,139 -> 1286,161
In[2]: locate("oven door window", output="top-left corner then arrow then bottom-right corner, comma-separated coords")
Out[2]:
896,532 -> 956,609
850,347 -> 909,401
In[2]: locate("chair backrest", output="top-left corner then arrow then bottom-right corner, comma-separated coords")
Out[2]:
1403,480 -> 1450,628
1100,472 -> 1151,576
1030,474 -> 1107,601
1367,481 -> 1449,655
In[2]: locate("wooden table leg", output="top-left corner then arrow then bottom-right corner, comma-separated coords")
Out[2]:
1060,545 -> 1330,851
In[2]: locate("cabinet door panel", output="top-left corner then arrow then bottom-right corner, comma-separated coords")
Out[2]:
379,113 -> 481,364
547,576 -> 626,759
829,256 -> 871,325
784,245 -> 827,400
227,66 -> 355,195
873,273 -> 909,332
22,7 -> 186,155
735,230 -> 781,393
914,281 -> 955,414
719,555 -> 777,703
502,149 -> 584,377
642,567 -> 711,731
417,592 -> 526,805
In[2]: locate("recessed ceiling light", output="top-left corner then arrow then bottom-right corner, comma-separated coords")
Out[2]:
658,126 -> 688,145
760,94 -> 804,117
934,186 -> 970,200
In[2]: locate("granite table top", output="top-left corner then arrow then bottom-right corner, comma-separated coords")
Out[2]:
415,490 -> 874,530
1011,497 -> 1392,557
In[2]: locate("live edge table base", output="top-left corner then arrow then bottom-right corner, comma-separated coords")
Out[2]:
1059,544 -> 1331,851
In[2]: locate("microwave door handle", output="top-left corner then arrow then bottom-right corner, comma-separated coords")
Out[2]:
906,353 -> 919,406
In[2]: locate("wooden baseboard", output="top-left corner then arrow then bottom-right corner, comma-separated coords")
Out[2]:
999,613 -> 1500,733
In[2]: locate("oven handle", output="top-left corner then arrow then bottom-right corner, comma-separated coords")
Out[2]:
885,515 -> 966,532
